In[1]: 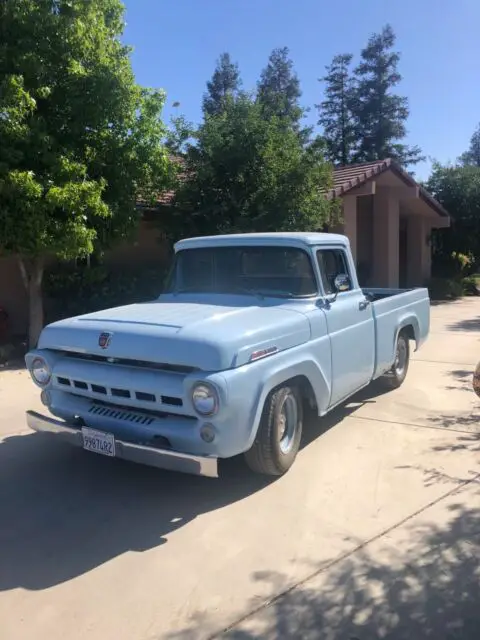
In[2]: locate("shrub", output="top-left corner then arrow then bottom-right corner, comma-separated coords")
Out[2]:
451,251 -> 474,273
0,343 -> 15,364
427,277 -> 463,301
431,249 -> 476,279
462,276 -> 480,296
44,262 -> 168,323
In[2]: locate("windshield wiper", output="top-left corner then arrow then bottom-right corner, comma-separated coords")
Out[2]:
171,286 -> 297,299
233,287 -> 299,299
232,286 -> 265,299
171,287 -> 202,296
256,290 -> 296,298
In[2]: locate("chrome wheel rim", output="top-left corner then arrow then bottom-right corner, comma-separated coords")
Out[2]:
394,338 -> 407,375
278,392 -> 298,455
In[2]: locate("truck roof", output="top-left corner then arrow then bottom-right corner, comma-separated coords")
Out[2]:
175,232 -> 349,251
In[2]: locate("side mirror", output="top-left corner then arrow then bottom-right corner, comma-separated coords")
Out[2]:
334,274 -> 350,294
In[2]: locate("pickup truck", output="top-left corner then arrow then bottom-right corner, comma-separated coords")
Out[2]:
25,232 -> 430,478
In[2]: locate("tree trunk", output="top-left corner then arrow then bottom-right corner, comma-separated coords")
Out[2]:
18,256 -> 45,349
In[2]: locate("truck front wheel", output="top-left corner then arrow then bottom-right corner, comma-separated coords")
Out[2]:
381,331 -> 410,390
244,385 -> 303,476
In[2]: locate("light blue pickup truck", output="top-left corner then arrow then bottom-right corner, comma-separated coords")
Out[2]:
25,232 -> 430,477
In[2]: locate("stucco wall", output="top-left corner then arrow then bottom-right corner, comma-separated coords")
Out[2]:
1,219 -> 171,338
103,219 -> 170,267
356,196 -> 374,285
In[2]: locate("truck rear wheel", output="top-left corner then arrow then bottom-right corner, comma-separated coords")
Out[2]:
244,385 -> 303,476
381,331 -> 410,390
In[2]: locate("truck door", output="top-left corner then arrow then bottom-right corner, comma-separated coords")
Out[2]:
316,246 -> 375,408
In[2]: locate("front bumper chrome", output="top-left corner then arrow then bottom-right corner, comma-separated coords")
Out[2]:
26,410 -> 218,478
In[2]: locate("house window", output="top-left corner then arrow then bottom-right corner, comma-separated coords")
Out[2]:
316,248 -> 352,295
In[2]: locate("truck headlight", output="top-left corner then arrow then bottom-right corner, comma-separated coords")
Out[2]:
31,357 -> 51,386
192,383 -> 219,416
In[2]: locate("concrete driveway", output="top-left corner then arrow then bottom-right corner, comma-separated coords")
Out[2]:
1,299 -> 479,640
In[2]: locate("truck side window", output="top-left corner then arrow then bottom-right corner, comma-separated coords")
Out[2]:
316,249 -> 352,295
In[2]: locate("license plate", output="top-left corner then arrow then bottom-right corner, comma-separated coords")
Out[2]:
82,427 -> 116,457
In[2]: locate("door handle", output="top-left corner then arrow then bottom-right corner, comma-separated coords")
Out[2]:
359,299 -> 370,311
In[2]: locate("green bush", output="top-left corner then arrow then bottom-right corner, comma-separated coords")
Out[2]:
44,262 -> 168,323
451,251 -> 475,273
0,343 -> 15,364
427,277 -> 464,301
432,249 -> 476,280
462,276 -> 480,296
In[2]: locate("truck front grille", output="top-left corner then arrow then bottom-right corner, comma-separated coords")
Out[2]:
56,376 -> 183,408
88,404 -> 155,425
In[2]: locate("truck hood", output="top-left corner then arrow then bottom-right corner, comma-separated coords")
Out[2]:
38,297 -> 311,371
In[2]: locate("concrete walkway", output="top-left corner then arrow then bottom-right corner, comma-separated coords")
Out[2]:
0,299 -> 479,640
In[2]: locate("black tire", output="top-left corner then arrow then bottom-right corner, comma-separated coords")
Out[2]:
244,385 -> 303,476
380,331 -> 410,390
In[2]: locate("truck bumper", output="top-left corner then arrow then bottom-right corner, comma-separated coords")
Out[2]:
26,410 -> 218,478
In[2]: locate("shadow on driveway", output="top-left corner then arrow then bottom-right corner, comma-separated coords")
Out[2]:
172,497 -> 480,639
0,381 -> 389,593
446,316 -> 480,333
166,429 -> 480,640
0,433 -> 274,592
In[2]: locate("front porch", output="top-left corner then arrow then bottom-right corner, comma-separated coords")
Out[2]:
330,160 -> 450,288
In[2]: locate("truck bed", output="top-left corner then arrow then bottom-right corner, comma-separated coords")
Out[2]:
363,287 -> 430,380
362,287 -> 414,302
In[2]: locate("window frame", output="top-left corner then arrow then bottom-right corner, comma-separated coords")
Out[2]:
164,245 -> 320,298
315,246 -> 355,297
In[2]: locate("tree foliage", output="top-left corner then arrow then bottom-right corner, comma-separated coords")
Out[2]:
0,0 -> 172,345
202,52 -> 241,117
257,47 -> 303,129
168,94 -> 338,241
352,25 -> 423,166
317,54 -> 356,165
427,162 -> 480,266
165,113 -> 195,155
459,123 -> 480,167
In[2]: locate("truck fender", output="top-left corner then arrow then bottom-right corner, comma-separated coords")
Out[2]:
394,315 -> 420,357
248,358 -> 330,445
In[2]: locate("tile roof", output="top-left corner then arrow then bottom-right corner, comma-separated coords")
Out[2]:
329,159 -> 393,198
328,158 -> 449,218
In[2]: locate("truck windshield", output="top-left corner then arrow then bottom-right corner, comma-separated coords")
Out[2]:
165,246 -> 318,298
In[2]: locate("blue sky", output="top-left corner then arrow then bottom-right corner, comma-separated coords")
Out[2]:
123,0 -> 479,179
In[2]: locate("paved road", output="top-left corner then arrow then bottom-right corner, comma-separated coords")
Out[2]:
1,299 -> 479,640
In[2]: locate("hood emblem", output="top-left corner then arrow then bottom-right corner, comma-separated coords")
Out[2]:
98,332 -> 112,349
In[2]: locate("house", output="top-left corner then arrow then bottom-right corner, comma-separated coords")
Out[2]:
0,158 -> 449,337
327,159 -> 449,288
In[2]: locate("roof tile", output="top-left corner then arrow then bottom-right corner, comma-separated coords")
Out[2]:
329,159 -> 392,197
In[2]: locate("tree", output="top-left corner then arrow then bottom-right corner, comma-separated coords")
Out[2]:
165,114 -> 195,155
459,123 -> 480,167
317,54 -> 356,165
257,47 -> 303,129
0,0 -> 172,347
427,162 -> 480,265
167,94 -> 338,240
352,24 -> 423,167
202,52 -> 241,117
